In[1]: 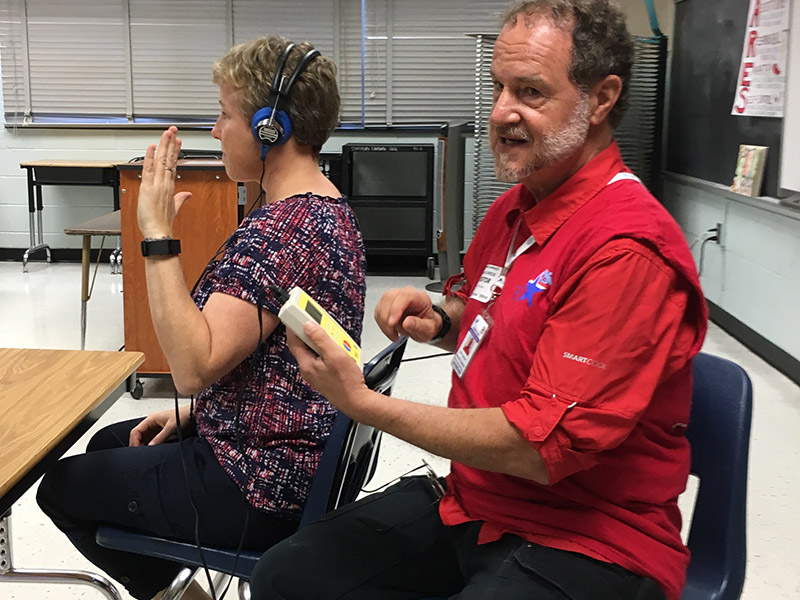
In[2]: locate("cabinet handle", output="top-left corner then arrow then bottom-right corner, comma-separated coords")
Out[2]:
121,188 -> 126,194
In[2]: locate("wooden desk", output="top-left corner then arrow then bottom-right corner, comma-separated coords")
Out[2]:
119,159 -> 238,376
64,211 -> 123,350
0,348 -> 144,514
0,348 -> 143,599
19,161 -> 121,272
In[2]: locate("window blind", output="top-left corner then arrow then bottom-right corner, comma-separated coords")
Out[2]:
0,0 -> 27,118
25,0 -> 128,118
390,0 -> 506,124
232,0 -> 335,55
129,0 -> 228,119
0,0 -> 511,126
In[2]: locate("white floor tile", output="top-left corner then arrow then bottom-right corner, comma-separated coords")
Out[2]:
1,261 -> 798,599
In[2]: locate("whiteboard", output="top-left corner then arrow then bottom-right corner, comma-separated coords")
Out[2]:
781,0 -> 800,193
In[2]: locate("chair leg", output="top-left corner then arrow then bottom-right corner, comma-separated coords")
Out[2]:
159,566 -> 198,600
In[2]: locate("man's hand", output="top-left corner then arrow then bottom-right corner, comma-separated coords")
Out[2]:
137,126 -> 193,240
286,323 -> 374,420
373,286 -> 441,343
129,405 -> 191,447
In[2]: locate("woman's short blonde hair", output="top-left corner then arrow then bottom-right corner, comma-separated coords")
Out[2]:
212,35 -> 340,154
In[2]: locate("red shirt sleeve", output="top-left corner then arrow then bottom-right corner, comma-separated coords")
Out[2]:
501,239 -> 699,484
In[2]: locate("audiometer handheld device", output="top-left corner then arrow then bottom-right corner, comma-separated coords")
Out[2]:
276,286 -> 361,365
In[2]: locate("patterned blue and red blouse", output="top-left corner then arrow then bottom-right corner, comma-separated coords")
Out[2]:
192,193 -> 366,518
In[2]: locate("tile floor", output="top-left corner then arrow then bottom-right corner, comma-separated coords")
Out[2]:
0,260 -> 798,599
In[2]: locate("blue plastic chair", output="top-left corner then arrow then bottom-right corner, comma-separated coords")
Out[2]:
681,352 -> 752,600
95,336 -> 408,600
422,352 -> 753,600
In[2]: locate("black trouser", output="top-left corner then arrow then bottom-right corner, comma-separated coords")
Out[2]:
36,418 -> 298,600
250,476 -> 667,600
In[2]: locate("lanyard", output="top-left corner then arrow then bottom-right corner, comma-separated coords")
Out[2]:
504,220 -> 536,273
489,219 -> 535,301
488,171 -> 641,301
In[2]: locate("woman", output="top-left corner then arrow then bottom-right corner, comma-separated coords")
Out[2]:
36,36 -> 365,600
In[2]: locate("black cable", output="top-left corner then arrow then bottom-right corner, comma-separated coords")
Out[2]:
698,235 -> 718,277
171,159 -> 268,599
174,392 -> 219,600
216,292 -> 268,600
189,160 -> 268,296
400,352 -> 451,363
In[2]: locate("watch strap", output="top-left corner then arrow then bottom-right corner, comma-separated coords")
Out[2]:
429,303 -> 451,344
141,238 -> 181,257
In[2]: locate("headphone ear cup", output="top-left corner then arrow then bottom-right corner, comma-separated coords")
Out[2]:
251,107 -> 294,157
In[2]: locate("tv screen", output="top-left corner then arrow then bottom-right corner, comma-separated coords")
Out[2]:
351,149 -> 429,197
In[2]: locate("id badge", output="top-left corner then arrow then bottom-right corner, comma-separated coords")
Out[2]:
470,265 -> 502,303
452,313 -> 491,378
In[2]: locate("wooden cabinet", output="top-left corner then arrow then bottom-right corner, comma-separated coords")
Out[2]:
119,160 -> 238,375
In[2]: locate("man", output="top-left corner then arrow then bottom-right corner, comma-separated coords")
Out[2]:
250,2 -> 707,599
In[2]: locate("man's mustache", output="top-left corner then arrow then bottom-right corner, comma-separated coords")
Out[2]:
492,126 -> 531,142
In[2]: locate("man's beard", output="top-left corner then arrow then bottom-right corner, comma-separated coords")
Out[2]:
493,95 -> 592,183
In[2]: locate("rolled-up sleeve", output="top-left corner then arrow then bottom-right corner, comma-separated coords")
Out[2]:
501,239 -> 698,485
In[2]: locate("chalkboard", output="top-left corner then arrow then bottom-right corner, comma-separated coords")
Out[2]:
667,0 -> 783,197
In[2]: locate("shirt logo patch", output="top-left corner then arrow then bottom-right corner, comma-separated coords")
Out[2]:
519,269 -> 552,306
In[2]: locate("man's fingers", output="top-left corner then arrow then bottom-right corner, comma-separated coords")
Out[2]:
303,321 -> 339,357
286,329 -> 318,366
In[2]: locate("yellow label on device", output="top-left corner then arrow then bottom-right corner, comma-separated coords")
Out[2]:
290,288 -> 361,364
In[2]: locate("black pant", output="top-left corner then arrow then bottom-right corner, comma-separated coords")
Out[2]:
250,476 -> 667,600
36,418 -> 298,600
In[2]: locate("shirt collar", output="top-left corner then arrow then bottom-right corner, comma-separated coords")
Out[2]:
503,141 -> 627,246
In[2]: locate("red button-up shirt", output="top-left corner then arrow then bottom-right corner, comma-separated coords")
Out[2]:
440,142 -> 706,600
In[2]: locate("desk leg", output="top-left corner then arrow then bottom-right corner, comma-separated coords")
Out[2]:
22,180 -> 52,273
0,512 -> 122,600
80,235 -> 91,350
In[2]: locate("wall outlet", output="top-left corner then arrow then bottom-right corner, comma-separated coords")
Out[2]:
714,222 -> 723,245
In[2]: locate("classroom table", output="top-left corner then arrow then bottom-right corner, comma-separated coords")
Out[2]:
64,210 -> 123,350
0,347 -> 144,599
19,160 -> 121,273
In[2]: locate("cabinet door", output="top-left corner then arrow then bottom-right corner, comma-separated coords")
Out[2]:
120,168 -> 238,374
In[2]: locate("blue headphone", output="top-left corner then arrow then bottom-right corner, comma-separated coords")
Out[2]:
251,43 -> 321,160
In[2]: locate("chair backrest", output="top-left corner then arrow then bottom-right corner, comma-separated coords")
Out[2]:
298,336 -> 407,527
682,352 -> 753,600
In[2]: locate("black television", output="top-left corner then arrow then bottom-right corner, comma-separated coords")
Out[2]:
341,143 -> 434,257
343,144 -> 433,199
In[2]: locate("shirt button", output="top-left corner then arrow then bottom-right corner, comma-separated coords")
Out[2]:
128,501 -> 138,513
532,425 -> 544,437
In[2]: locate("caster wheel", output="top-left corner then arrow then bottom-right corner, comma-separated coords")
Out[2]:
426,256 -> 436,280
130,379 -> 144,399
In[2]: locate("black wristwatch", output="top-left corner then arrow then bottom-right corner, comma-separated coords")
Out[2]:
141,238 -> 181,257
429,304 -> 451,344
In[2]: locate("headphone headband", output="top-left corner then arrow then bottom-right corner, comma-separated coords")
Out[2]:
268,42 -> 296,105
252,42 -> 321,159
